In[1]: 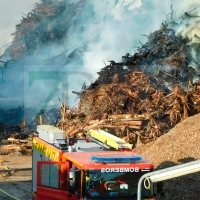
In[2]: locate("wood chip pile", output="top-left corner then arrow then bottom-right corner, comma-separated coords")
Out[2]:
135,113 -> 200,200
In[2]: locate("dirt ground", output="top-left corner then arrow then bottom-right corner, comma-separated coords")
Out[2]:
0,155 -> 32,200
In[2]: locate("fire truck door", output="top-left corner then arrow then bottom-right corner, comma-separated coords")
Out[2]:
36,161 -> 70,200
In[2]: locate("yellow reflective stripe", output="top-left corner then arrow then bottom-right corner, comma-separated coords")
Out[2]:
32,139 -> 60,161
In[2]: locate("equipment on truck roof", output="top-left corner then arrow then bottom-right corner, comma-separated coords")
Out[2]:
32,125 -> 161,200
87,129 -> 133,150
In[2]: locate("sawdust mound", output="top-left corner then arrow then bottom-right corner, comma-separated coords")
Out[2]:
136,113 -> 200,200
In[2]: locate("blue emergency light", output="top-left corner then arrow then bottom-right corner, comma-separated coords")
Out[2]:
91,155 -> 142,163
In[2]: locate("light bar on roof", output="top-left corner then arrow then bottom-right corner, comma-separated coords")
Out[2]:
91,156 -> 142,163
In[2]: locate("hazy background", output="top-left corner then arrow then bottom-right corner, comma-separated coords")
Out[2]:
0,0 -> 37,55
0,0 -> 199,124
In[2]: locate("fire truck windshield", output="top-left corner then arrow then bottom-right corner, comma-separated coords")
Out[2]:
83,169 -> 153,199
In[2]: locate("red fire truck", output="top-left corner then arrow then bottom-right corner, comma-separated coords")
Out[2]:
32,125 -> 160,200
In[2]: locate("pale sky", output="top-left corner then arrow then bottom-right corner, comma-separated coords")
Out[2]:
0,0 -> 36,54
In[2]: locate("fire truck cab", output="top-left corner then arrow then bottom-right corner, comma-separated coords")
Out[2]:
32,125 -> 156,200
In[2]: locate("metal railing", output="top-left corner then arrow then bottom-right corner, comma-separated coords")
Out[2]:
137,160 -> 200,200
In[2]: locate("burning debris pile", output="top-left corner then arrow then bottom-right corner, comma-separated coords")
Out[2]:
5,0 -> 67,59
1,2 -> 200,199
0,107 -> 61,155
0,119 -> 33,155
4,0 -> 91,60
0,107 -> 24,125
1,0 -> 200,150
56,23 -> 200,144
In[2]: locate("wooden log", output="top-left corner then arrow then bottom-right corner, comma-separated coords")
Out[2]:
108,114 -> 132,120
128,125 -> 141,129
109,114 -> 149,121
84,120 -> 106,131
7,138 -> 29,144
68,128 -> 82,137
76,132 -> 85,138
1,145 -> 22,153
39,115 -> 43,125
87,119 -> 100,125
121,121 -> 142,126
97,125 -> 125,129
97,125 -> 141,130
163,92 -> 174,99
65,125 -> 76,134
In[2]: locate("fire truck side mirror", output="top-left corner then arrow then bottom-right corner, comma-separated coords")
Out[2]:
69,167 -> 81,194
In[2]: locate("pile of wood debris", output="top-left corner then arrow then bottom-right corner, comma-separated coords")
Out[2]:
0,107 -> 61,155
0,2 -> 200,198
4,0 -> 90,60
1,1 -> 200,155
56,24 -> 200,145
5,0 -> 66,59
0,119 -> 33,155
56,74 -> 200,144
0,138 -> 32,156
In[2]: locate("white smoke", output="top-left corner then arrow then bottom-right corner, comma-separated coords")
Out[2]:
0,0 -> 199,114
0,0 -> 36,55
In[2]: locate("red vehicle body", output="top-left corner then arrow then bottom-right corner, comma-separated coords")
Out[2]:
32,125 -> 157,200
